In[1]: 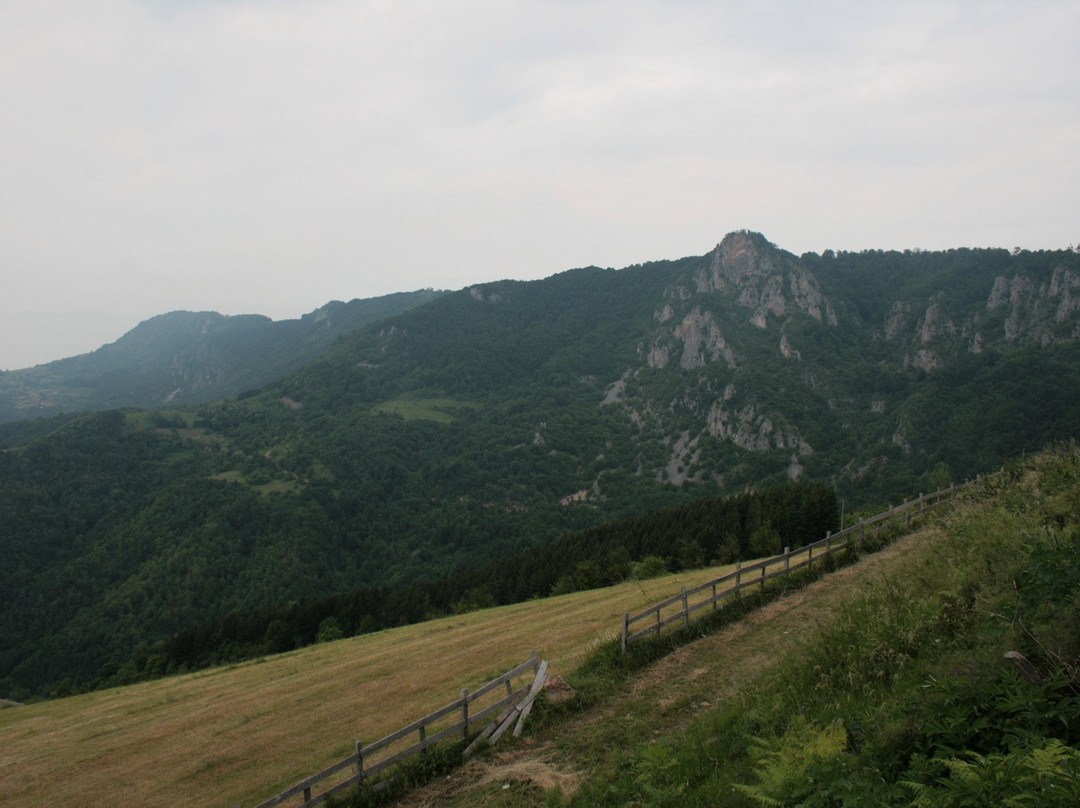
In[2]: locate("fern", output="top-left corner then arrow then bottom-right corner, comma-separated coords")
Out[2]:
734,716 -> 848,806
902,740 -> 1080,808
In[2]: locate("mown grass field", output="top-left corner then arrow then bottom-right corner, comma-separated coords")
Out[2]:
0,562 -> 752,808
370,398 -> 478,423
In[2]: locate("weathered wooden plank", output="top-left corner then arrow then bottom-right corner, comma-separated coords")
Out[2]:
252,753 -> 359,808
365,719 -> 474,780
303,772 -> 361,807
468,688 -> 525,725
626,592 -> 686,623
364,741 -> 423,778
467,653 -> 538,702
626,624 -> 663,644
485,664 -> 549,745
463,694 -> 523,758
512,661 -> 549,737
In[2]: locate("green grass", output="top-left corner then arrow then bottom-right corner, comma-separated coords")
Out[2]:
562,444 -> 1080,807
0,563 -> 740,808
8,446 -> 1079,808
371,397 -> 479,423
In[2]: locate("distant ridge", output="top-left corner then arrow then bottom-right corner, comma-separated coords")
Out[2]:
0,289 -> 445,422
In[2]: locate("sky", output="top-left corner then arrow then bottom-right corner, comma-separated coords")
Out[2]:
1,1 -> 1078,370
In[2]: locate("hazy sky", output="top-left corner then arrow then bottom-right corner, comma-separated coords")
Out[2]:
2,1 -> 1078,369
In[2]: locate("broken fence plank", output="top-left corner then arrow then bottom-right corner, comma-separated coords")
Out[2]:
513,660 -> 549,737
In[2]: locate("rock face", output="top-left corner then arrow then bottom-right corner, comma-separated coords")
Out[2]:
880,264 -> 1080,360
622,232 -> 830,478
985,267 -> 1080,345
694,231 -> 837,326
673,308 -> 736,370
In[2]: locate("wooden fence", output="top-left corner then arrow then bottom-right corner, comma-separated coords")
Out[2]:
252,652 -> 545,808
621,472 -> 1003,653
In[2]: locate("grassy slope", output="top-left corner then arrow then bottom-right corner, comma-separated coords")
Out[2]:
391,449 -> 1080,808
4,452 -> 1062,808
394,531 -> 940,807
0,564 -> 742,808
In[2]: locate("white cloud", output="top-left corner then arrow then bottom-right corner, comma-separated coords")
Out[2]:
1,0 -> 1077,368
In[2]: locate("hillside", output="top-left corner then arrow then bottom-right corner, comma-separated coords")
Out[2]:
4,445 -> 1078,808
3,231 -> 1080,702
0,563 -> 742,808
0,289 -> 444,421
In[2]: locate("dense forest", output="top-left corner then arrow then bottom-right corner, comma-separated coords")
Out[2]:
3,231 -> 1080,702
0,289 -> 444,421
90,480 -> 836,689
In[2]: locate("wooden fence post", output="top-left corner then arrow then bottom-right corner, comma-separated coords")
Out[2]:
621,612 -> 629,653
355,741 -> 364,783
711,582 -> 718,610
461,688 -> 469,739
735,561 -> 742,598
783,547 -> 790,577
681,586 -> 689,627
825,530 -> 831,553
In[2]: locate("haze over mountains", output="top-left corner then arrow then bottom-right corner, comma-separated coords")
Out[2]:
0,289 -> 444,421
3,230 -> 1080,701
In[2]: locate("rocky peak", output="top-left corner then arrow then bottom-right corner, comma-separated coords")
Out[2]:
693,231 -> 837,327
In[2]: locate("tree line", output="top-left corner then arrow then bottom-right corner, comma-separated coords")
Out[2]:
88,480 -> 837,691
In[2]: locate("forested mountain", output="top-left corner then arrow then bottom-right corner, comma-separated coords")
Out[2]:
0,289 -> 444,421
3,230 -> 1080,701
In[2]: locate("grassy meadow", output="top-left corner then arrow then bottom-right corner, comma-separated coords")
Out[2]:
0,562 -> 746,808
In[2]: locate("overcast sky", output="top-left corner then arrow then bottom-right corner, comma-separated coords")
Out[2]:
2,1 -> 1078,369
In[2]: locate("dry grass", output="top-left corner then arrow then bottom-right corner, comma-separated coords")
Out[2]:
0,563 -> 743,808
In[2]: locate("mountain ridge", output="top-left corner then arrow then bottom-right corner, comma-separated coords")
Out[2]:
3,230 -> 1080,701
0,289 -> 446,421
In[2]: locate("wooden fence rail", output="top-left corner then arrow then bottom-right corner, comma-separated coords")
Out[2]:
252,652 -> 544,808
621,471 -> 1003,652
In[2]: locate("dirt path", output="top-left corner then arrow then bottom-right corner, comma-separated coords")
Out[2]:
390,529 -> 936,807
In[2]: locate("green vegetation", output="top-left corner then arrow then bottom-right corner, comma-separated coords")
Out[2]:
5,444 -> 1080,808
0,289 -> 445,421
90,480 -> 836,689
371,397 -> 479,423
4,234 -> 1080,713
557,443 -> 1080,807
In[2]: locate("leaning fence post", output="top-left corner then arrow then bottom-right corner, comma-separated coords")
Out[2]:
681,585 -> 689,627
461,687 -> 469,738
621,612 -> 629,653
